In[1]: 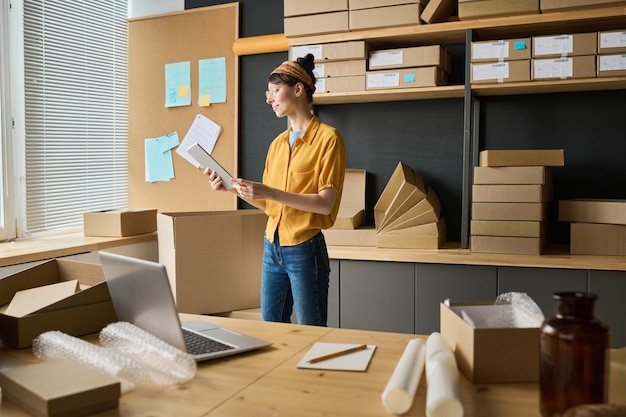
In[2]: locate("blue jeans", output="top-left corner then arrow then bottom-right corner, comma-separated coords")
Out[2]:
261,231 -> 330,326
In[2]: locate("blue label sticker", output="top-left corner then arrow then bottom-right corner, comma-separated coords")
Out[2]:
404,73 -> 415,82
513,41 -> 527,50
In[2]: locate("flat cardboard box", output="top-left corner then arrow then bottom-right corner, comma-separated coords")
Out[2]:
83,208 -> 157,237
472,202 -> 548,221
470,234 -> 548,255
440,302 -> 540,383
479,149 -> 565,167
369,45 -> 452,73
598,30 -> 626,54
330,169 -> 366,230
376,219 -> 446,249
472,184 -> 553,203
382,186 -> 441,232
313,60 -> 366,78
473,166 -> 552,185
374,162 -> 426,230
458,0 -> 539,20
349,0 -> 426,10
597,54 -> 626,77
315,75 -> 366,94
532,55 -> 597,80
323,227 -> 377,246
532,32 -> 597,58
570,222 -> 626,256
0,360 -> 120,417
0,259 -> 116,348
157,210 -> 267,314
290,41 -> 367,63
470,219 -> 547,237
471,38 -> 532,63
284,11 -> 349,37
366,67 -> 448,89
349,3 -> 422,31
559,199 -> 626,225
540,0 -> 626,12
284,0 -> 348,17
421,0 -> 457,24
471,60 -> 531,84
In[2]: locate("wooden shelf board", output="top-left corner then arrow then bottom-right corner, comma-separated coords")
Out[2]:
313,85 -> 464,104
472,77 -> 626,96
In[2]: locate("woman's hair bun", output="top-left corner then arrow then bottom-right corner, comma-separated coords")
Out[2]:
297,53 -> 316,73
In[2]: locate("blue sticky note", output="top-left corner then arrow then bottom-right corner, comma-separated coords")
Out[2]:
404,73 -> 415,83
156,131 -> 180,153
513,41 -> 527,50
145,138 -> 175,182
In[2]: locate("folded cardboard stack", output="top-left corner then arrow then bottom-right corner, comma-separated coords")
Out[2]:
375,161 -> 446,249
597,29 -> 626,78
532,32 -> 597,81
458,0 -> 539,20
470,149 -> 565,255
559,199 -> 626,255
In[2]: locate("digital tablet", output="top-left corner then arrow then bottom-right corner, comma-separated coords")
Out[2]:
186,142 -> 235,190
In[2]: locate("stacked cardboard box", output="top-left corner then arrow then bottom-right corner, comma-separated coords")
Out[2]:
471,38 -> 532,84
540,0 -> 626,12
458,0 -> 539,20
349,0 -> 425,31
366,45 -> 451,90
559,199 -> 626,255
283,0 -> 349,37
597,29 -> 626,78
375,162 -> 446,249
532,32 -> 597,80
470,149 -> 565,255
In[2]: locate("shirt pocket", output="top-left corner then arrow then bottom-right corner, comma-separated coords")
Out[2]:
289,169 -> 317,194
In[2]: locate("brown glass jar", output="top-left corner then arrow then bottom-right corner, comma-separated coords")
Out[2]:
539,292 -> 610,417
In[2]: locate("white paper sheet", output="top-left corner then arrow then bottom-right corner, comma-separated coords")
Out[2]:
297,342 -> 376,371
176,114 -> 222,168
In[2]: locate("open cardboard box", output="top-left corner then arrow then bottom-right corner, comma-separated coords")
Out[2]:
0,259 -> 116,349
440,301 -> 540,384
83,208 -> 157,237
330,169 -> 366,230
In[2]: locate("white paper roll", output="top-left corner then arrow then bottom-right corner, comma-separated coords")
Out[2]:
425,333 -> 463,417
381,338 -> 426,414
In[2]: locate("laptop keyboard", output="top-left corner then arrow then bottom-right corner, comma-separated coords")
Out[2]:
183,328 -> 235,356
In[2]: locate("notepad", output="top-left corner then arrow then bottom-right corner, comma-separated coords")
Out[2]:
297,342 -> 376,371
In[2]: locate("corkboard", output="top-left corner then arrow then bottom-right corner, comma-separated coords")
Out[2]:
128,4 -> 238,212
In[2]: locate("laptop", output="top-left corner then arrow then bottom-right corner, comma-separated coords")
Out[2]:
98,251 -> 271,362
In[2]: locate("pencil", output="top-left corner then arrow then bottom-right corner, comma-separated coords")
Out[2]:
308,344 -> 368,364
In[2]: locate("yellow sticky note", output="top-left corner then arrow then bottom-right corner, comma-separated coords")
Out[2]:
199,95 -> 211,107
178,85 -> 189,98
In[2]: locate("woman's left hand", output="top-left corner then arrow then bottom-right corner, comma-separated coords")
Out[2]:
232,179 -> 272,201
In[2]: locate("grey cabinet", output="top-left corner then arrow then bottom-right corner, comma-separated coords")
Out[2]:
340,260 -> 415,333
589,270 -> 626,348
415,263 -> 497,335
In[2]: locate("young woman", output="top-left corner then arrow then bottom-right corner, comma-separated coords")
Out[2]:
205,54 -> 346,326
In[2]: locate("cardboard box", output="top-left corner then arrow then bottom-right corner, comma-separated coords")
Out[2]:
284,11 -> 349,37
598,30 -> 626,54
0,259 -> 116,348
471,60 -> 531,84
369,45 -> 452,73
0,360 -> 120,417
349,3 -> 422,31
290,41 -> 367,63
532,33 -> 597,58
473,166 -> 552,185
471,38 -> 532,63
284,0 -> 348,17
330,169 -> 366,230
532,55 -> 597,80
440,302 -> 540,383
472,202 -> 548,221
540,0 -> 626,12
382,186 -> 441,232
559,199 -> 626,225
458,0 -> 539,20
349,0 -> 426,10
157,210 -> 266,314
366,67 -> 448,89
315,75 -> 366,94
472,184 -> 553,203
83,208 -> 157,237
597,54 -> 626,77
376,218 -> 446,249
471,234 -> 548,255
421,0 -> 457,24
570,222 -> 626,255
322,227 -> 377,246
374,162 -> 426,230
313,60 -> 366,79
471,220 -> 547,237
479,149 -> 565,167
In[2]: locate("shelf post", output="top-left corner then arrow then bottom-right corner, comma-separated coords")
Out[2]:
461,29 -> 476,250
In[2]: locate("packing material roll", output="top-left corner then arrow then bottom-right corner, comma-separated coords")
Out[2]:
381,338 -> 426,414
232,34 -> 288,56
425,333 -> 463,417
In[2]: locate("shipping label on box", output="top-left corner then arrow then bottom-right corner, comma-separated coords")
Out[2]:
349,3 -> 422,31
532,32 -> 597,57
284,11 -> 349,37
598,54 -> 626,77
471,38 -> 531,62
532,55 -> 596,80
598,30 -> 626,54
471,60 -> 530,84
290,41 -> 367,62
284,0 -> 348,17
369,45 -> 451,73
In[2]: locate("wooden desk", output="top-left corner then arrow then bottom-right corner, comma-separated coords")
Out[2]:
1,315 -> 624,417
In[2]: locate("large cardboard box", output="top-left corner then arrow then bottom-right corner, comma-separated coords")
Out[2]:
479,149 -> 565,167
559,199 -> 626,225
0,259 -> 116,348
330,169 -> 366,230
369,45 -> 452,73
570,222 -> 626,255
374,162 -> 426,230
540,0 -> 626,12
597,54 -> 626,77
366,67 -> 448,89
421,0 -> 457,24
349,3 -> 422,31
157,210 -> 266,314
315,75 -> 366,94
471,220 -> 547,237
284,0 -> 348,17
532,55 -> 597,80
473,166 -> 552,185
598,30 -> 626,54
471,38 -> 532,63
349,0 -> 426,9
284,11 -> 349,37
471,60 -> 531,84
532,33 -> 597,58
472,202 -> 548,221
313,60 -> 366,79
376,218 -> 446,249
322,227 -> 377,246
83,208 -> 157,237
472,184 -> 553,203
458,0 -> 539,20
440,302 -> 540,383
0,360 -> 120,417
471,234 -> 548,255
290,41 -> 367,63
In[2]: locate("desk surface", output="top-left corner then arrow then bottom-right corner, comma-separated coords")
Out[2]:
1,315 -> 625,417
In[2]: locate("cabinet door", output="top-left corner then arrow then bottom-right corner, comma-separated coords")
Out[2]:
498,267 -> 588,317
416,264 -> 497,335
340,260 -> 415,333
328,259 -> 340,328
589,270 -> 626,348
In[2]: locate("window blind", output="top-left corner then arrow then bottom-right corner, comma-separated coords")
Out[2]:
23,0 -> 128,233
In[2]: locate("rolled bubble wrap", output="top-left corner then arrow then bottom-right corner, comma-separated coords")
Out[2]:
425,332 -> 463,417
381,338 -> 426,414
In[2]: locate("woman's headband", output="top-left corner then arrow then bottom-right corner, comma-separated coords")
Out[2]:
270,60 -> 316,93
